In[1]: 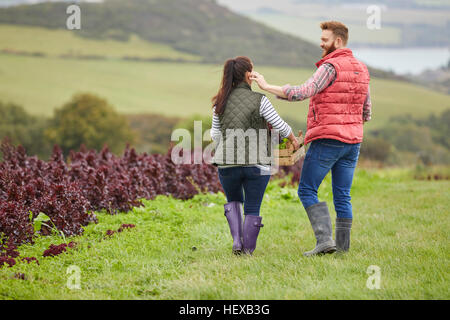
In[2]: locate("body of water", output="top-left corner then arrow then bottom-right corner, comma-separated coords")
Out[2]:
351,47 -> 450,75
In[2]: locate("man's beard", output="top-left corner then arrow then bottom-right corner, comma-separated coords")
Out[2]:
322,42 -> 337,58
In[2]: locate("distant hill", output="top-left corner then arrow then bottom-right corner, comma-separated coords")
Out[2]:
290,0 -> 450,9
0,0 -> 321,68
218,0 -> 450,48
0,0 -> 101,7
412,63 -> 450,95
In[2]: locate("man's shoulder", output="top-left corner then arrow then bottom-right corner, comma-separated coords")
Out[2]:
327,56 -> 369,74
321,63 -> 336,73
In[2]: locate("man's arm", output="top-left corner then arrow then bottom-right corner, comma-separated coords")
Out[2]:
258,83 -> 288,99
250,64 -> 336,101
363,87 -> 372,122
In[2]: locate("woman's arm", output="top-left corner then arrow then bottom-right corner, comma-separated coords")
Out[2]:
210,107 -> 222,142
260,96 -> 299,149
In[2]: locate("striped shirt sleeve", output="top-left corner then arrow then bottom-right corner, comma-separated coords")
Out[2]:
260,96 -> 292,138
211,106 -> 221,142
363,86 -> 372,122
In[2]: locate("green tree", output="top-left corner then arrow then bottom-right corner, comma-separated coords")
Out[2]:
45,93 -> 136,156
422,109 -> 450,150
127,113 -> 181,154
174,114 -> 213,150
0,101 -> 51,159
360,136 -> 392,162
380,123 -> 434,154
377,115 -> 450,165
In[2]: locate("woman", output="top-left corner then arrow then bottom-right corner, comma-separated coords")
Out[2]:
211,56 -> 299,255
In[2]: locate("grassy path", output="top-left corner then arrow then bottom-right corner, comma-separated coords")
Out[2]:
0,168 -> 448,299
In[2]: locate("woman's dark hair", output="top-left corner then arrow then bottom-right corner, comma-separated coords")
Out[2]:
212,56 -> 253,115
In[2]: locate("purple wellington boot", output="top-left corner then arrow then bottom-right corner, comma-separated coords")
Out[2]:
224,202 -> 244,255
242,215 -> 264,255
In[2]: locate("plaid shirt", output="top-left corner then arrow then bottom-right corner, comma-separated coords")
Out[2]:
279,63 -> 372,122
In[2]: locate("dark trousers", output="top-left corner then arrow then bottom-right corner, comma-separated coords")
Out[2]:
218,166 -> 271,216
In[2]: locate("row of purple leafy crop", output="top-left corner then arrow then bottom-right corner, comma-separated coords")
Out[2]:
0,139 -> 222,250
0,138 -> 302,259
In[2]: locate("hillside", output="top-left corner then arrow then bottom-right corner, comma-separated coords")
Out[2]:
0,0 -> 321,68
412,64 -> 450,95
0,0 -> 446,126
0,24 -> 201,62
1,53 -> 449,131
218,0 -> 450,48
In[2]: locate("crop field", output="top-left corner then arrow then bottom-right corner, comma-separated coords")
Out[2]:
1,2 -> 449,304
1,167 -> 448,300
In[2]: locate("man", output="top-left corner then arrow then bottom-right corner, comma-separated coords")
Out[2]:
250,21 -> 372,256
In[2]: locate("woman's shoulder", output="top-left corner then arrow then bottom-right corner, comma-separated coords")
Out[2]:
254,90 -> 265,98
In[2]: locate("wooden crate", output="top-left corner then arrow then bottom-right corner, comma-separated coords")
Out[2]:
275,130 -> 305,166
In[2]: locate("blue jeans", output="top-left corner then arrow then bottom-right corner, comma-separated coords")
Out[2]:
298,139 -> 361,219
218,166 -> 271,216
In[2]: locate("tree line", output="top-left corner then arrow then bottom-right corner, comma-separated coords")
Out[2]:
0,93 -> 181,160
1,93 -> 449,167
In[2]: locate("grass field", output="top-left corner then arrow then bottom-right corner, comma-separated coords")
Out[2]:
0,24 -> 201,61
1,168 -> 448,300
1,24 -> 449,131
1,52 -> 450,132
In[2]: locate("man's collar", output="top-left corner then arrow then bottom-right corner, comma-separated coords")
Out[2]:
316,48 -> 353,68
